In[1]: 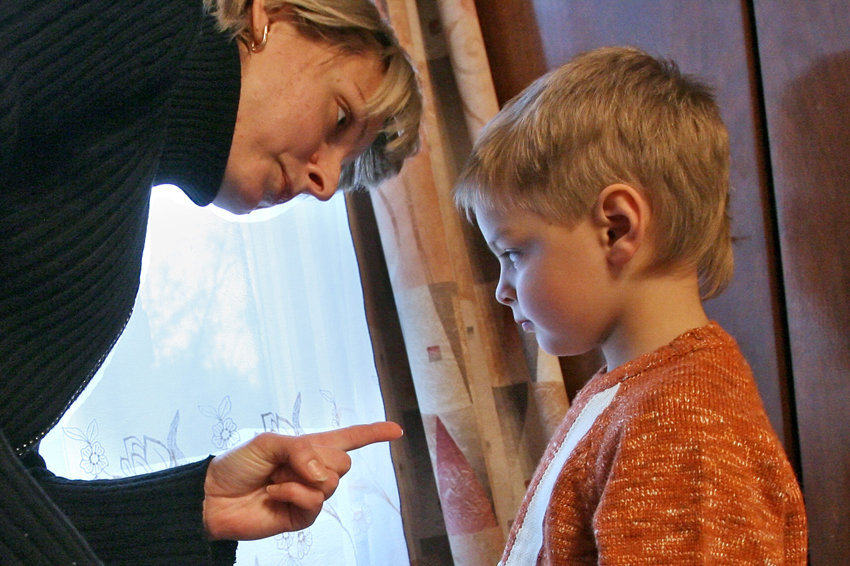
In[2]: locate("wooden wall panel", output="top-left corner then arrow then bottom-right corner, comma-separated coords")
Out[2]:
752,1 -> 850,563
474,0 -> 547,105
474,0 -> 795,458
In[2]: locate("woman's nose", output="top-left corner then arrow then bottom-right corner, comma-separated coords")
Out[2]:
301,149 -> 342,201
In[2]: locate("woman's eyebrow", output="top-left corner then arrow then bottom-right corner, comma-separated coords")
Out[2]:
353,83 -> 370,144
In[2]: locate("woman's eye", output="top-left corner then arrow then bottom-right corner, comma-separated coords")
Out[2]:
336,106 -> 350,129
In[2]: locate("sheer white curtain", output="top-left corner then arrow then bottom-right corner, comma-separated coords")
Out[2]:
40,185 -> 409,565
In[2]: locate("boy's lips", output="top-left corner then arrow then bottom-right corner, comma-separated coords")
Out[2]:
518,320 -> 535,332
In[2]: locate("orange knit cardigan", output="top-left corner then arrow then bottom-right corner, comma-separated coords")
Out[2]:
501,323 -> 807,565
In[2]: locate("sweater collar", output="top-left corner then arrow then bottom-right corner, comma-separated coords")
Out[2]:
154,12 -> 241,206
587,321 -> 733,393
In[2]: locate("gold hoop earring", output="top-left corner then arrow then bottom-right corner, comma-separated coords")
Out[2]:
250,25 -> 269,53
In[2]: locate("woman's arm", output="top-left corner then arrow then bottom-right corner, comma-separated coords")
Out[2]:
23,446 -> 237,565
0,432 -> 103,565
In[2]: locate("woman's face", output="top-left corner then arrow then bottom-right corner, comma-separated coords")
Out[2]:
215,17 -> 386,214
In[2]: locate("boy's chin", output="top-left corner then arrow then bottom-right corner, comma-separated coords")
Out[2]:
537,335 -> 594,358
537,337 -> 569,357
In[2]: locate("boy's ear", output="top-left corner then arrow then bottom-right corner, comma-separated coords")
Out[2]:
592,183 -> 649,268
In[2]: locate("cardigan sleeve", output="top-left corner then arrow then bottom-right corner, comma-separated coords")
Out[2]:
0,441 -> 237,565
590,376 -> 807,565
21,448 -> 237,565
0,432 -> 102,565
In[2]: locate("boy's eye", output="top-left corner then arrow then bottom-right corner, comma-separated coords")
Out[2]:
500,250 -> 520,266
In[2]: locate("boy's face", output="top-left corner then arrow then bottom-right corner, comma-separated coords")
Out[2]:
475,205 -> 617,357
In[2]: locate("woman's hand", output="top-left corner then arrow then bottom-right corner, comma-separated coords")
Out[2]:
202,421 -> 403,540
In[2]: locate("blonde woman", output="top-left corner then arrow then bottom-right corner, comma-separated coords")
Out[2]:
0,0 -> 421,563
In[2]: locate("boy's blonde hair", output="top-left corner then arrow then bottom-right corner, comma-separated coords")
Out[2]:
454,46 -> 732,299
204,0 -> 422,190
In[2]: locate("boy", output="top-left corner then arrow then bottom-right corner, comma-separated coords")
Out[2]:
453,46 -> 806,564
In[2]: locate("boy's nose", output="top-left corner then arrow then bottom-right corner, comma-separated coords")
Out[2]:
495,277 -> 516,306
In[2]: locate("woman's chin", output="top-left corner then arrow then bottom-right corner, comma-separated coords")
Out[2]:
212,186 -> 263,215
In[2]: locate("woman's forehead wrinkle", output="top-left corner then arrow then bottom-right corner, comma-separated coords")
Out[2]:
355,119 -> 369,146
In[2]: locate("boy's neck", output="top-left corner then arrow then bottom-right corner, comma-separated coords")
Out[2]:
601,272 -> 709,371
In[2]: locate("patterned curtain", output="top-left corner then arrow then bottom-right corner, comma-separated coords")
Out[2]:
366,1 -> 570,563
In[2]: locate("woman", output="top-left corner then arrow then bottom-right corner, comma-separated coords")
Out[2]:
0,0 -> 422,563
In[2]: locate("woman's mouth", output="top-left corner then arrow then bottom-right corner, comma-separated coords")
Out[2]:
259,166 -> 293,208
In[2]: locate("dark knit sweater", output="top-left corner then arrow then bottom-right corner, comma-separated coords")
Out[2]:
1,1 -> 241,563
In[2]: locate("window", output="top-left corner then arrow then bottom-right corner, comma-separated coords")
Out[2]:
40,185 -> 409,565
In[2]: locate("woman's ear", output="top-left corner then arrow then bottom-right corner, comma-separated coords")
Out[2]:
249,0 -> 271,47
593,183 -> 650,269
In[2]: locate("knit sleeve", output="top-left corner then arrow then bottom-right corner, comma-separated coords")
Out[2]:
22,448 -> 238,565
0,0 -> 201,169
0,432 -> 102,565
590,375 -> 807,564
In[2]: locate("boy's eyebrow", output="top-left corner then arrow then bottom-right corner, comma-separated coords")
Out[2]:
485,229 -> 509,254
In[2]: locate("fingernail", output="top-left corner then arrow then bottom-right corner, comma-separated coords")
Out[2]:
308,459 -> 328,482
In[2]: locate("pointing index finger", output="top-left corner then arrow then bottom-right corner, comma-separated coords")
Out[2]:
307,421 -> 403,452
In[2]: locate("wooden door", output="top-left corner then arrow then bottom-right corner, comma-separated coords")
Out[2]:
751,2 -> 850,563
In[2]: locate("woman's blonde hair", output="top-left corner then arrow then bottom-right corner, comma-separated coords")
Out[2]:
204,0 -> 422,190
454,46 -> 733,299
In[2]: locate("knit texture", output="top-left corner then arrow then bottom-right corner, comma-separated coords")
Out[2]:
0,0 -> 240,563
501,323 -> 807,565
